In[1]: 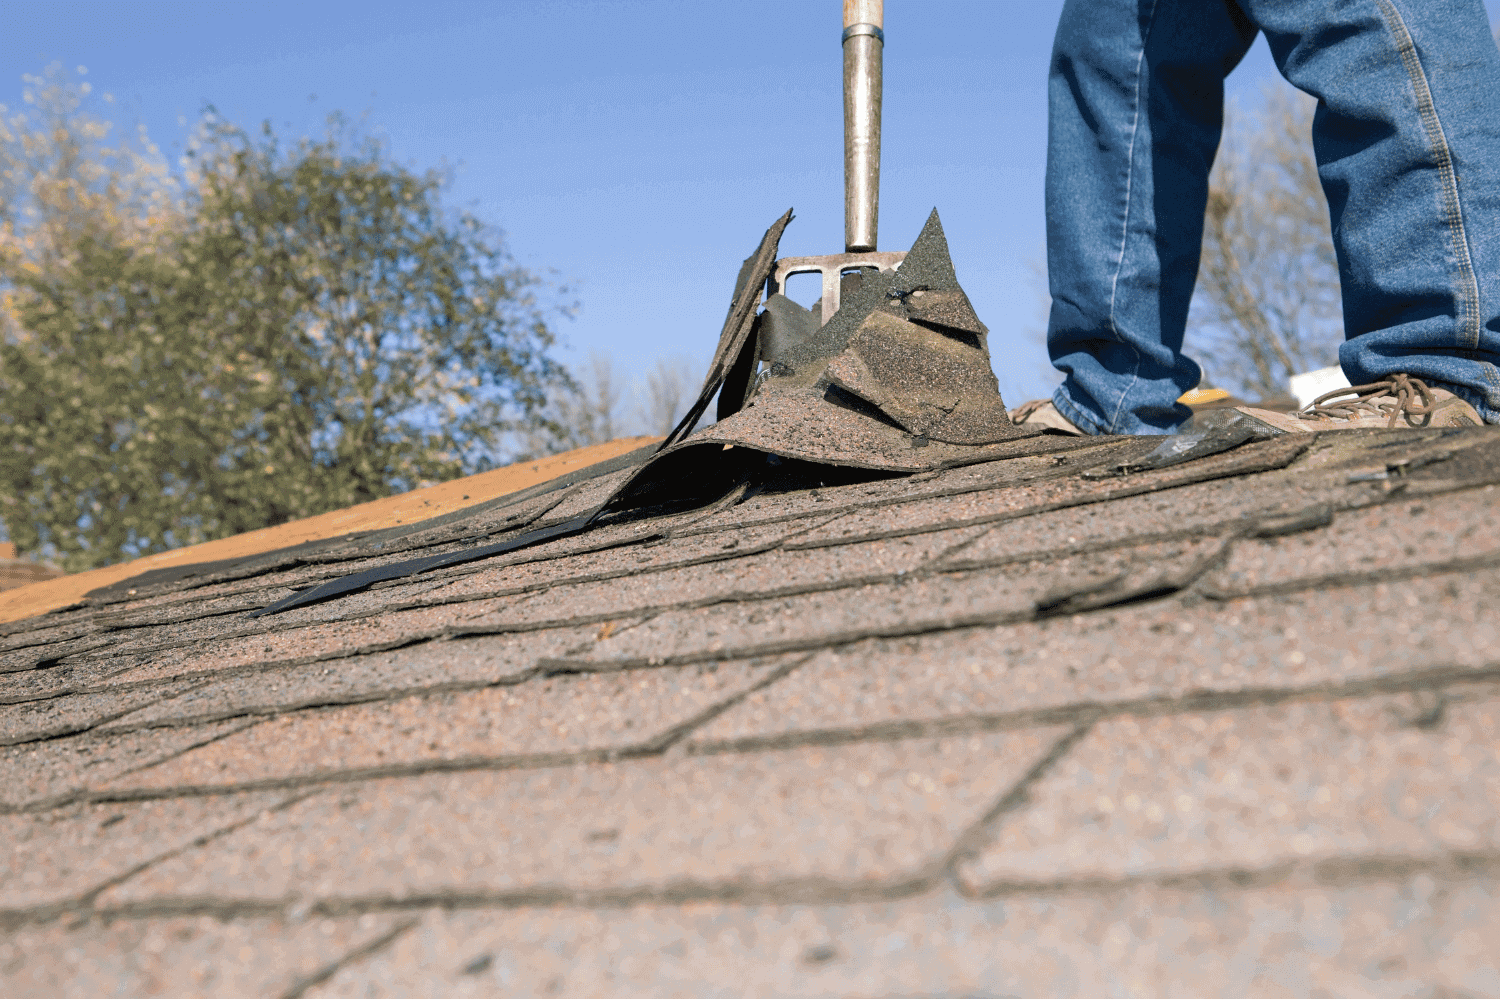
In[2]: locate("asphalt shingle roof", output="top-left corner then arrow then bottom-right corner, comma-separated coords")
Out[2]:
2,423 -> 1498,996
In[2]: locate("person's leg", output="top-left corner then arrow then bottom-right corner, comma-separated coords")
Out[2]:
1244,0 -> 1500,423
1045,0 -> 1258,435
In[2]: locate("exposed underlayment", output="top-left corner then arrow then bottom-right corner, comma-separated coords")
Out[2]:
2,423 -> 1499,996
0,437 -> 661,627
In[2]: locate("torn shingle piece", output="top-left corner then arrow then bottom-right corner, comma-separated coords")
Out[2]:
665,209 -> 794,445
238,211 -> 1045,618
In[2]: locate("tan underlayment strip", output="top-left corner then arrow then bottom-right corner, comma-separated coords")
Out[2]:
0,436 -> 661,626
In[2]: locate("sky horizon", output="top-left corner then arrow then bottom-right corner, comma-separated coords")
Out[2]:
7,0 -> 1500,407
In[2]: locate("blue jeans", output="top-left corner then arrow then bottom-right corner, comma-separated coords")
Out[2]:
1046,0 -> 1500,433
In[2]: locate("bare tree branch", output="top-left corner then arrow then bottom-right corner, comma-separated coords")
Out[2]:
1189,84 -> 1343,401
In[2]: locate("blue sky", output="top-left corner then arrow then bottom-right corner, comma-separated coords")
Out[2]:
6,0 -> 1499,403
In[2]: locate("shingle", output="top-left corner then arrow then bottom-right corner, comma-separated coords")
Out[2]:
0,680 -> 201,746
101,625 -> 607,731
0,790 -> 288,909
691,565 -> 1500,748
0,633 -> 113,675
97,603 -> 528,688
0,913 -> 411,998
953,688 -> 1500,894
408,514 -> 837,607
0,720 -> 253,810
484,527 -> 990,629
83,574 -> 456,665
541,466 -> 642,520
783,434 -> 1313,548
0,656 -> 130,704
102,655 -> 798,792
307,879 -> 1500,998
1204,483 -> 1500,595
945,467 -> 1366,566
0,620 -> 96,657
557,536 -> 1232,668
678,437 -> 1147,535
99,729 -> 1066,906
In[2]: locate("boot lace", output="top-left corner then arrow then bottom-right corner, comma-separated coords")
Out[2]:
1297,374 -> 1437,429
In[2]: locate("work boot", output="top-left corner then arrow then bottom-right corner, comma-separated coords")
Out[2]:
1009,398 -> 1087,435
1238,374 -> 1483,433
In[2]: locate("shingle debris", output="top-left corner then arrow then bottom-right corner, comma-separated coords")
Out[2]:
251,209 -> 1043,618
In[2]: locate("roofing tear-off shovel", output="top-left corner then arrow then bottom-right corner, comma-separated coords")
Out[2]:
766,0 -> 907,332
253,1 -> 1036,617
659,0 -> 1028,459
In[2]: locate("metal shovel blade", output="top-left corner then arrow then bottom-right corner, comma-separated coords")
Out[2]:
765,0 -> 903,333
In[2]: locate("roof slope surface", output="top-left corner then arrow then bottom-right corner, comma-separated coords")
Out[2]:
1,424 -> 1498,997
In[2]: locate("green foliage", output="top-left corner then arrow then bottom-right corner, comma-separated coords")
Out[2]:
0,67 -> 570,571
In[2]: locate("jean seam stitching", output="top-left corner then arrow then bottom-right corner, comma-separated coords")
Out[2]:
1373,0 -> 1481,351
1101,0 -> 1161,432
1480,361 -> 1500,394
1052,387 -> 1102,435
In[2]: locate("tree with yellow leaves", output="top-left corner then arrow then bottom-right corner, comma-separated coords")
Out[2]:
0,66 -> 570,570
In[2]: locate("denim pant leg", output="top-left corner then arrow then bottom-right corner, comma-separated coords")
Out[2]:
1244,0 -> 1500,423
1046,0 -> 1258,435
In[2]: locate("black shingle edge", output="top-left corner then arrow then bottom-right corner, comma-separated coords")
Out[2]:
81,443 -> 665,608
249,513 -> 602,618
247,443 -> 769,617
